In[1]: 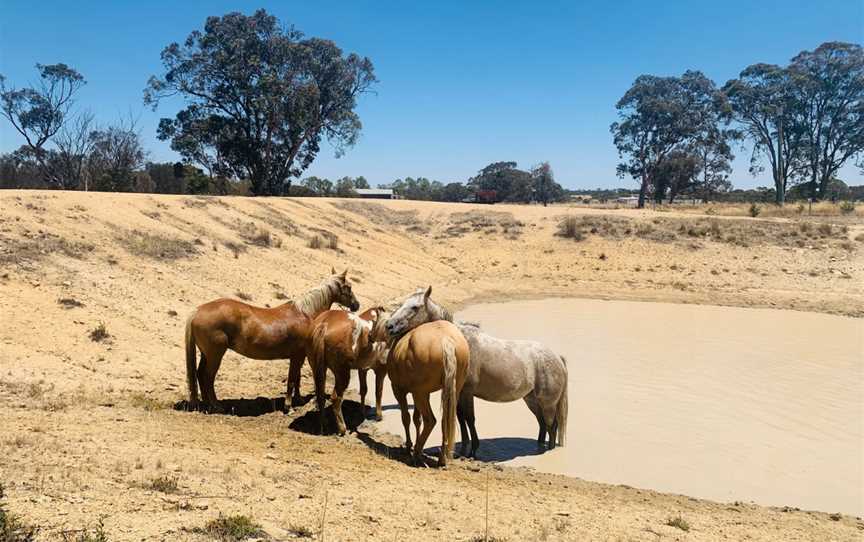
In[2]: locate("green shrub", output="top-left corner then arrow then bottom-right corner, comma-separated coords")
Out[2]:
748,203 -> 761,218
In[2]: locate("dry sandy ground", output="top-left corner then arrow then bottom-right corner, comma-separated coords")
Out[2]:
0,190 -> 862,541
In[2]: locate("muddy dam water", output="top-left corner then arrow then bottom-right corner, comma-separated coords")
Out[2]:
367,298 -> 863,516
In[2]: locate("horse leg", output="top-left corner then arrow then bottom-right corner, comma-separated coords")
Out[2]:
195,353 -> 210,410
312,353 -> 327,435
548,419 -> 559,450
198,344 -> 226,413
463,395 -> 480,459
413,392 -> 436,467
393,386 -> 413,452
523,394 -> 547,449
373,365 -> 386,421
457,402 -> 469,458
358,368 -> 369,418
285,352 -> 305,409
535,412 -> 548,448
332,366 -> 350,436
541,400 -> 559,450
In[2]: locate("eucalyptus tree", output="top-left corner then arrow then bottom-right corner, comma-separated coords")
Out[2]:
145,9 -> 377,196
789,42 -> 864,200
611,71 -> 729,208
723,64 -> 806,204
0,63 -> 85,186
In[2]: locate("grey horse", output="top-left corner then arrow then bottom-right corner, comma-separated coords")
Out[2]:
386,287 -> 568,458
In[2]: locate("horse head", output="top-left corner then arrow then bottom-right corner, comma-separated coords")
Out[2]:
386,286 -> 439,338
330,267 -> 360,311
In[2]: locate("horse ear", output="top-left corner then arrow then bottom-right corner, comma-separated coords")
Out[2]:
341,269 -> 348,280
330,266 -> 336,275
424,286 -> 432,300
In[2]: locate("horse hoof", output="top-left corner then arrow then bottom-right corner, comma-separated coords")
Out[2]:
374,414 -> 383,422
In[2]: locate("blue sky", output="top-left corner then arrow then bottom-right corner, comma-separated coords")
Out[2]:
1,1 -> 862,189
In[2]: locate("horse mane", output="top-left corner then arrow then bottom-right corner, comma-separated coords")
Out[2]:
295,277 -> 339,316
427,298 -> 453,322
369,307 -> 389,342
457,320 -> 481,329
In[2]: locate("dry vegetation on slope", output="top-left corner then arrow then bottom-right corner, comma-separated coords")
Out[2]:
0,190 -> 862,541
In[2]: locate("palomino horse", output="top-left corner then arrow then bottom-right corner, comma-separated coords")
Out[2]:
309,306 -> 389,435
385,316 -> 469,467
184,269 -> 359,412
388,287 -> 568,458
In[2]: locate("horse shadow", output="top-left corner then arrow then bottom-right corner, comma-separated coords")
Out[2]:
172,394 -> 313,417
354,431 -> 418,466
287,398 -> 368,436
450,437 -> 546,462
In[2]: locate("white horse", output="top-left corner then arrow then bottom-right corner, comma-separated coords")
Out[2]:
386,287 -> 568,458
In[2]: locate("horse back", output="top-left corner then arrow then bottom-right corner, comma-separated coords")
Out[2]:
193,298 -> 312,358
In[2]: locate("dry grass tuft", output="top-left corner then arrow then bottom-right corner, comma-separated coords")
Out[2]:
307,231 -> 339,250
88,323 -> 110,343
238,222 -> 282,248
235,291 -> 253,302
556,216 -> 584,241
665,515 -> 690,532
839,201 -> 855,215
146,474 -> 179,494
194,514 -> 265,542
117,229 -> 196,260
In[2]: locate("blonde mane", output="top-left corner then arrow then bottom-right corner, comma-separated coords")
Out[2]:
295,277 -> 339,316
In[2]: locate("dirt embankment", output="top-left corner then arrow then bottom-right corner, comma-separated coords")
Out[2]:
1,190 -> 862,541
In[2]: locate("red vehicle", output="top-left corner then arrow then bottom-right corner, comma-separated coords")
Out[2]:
475,190 -> 497,204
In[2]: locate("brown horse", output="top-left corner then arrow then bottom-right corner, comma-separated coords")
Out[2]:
184,269 -> 359,412
309,306 -> 389,435
385,319 -> 470,467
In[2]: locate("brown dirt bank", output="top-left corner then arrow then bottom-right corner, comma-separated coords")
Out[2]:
1,190 -> 862,541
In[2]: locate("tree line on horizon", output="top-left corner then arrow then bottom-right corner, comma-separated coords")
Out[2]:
0,10 -> 861,205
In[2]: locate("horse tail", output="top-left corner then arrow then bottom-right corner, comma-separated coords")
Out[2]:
440,336 -> 458,461
555,356 -> 568,447
185,312 -> 199,406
